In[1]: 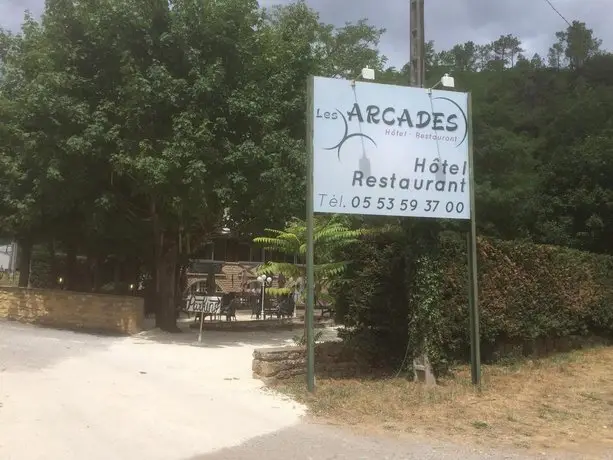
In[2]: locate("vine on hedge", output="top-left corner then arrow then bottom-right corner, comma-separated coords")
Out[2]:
406,254 -> 450,377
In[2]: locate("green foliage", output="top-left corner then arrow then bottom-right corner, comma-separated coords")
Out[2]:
551,21 -> 603,69
337,231 -> 613,375
468,239 -> 613,344
406,254 -> 450,377
292,329 -> 324,346
334,229 -> 411,365
0,0 -> 386,329
253,216 -> 364,300
347,24 -> 613,257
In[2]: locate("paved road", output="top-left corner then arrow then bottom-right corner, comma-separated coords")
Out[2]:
0,321 -> 599,460
193,422 -> 549,460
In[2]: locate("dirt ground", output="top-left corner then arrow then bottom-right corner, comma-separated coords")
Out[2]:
280,346 -> 613,459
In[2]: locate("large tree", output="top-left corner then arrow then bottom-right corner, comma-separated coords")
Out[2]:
0,0 -> 390,330
554,20 -> 603,69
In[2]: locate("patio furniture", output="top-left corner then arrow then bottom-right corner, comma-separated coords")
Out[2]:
250,295 -> 261,319
262,297 -> 278,320
318,299 -> 335,319
219,294 -> 238,321
277,294 -> 295,319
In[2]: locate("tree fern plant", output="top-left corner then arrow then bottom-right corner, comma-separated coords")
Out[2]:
253,216 -> 364,302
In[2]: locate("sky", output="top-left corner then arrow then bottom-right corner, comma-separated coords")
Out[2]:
1,0 -> 612,68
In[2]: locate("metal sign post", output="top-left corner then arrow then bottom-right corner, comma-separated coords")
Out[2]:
466,93 -> 481,385
305,76 -> 316,392
198,310 -> 205,343
304,75 -> 480,391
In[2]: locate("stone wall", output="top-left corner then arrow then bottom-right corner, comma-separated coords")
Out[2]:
252,337 -> 613,385
252,341 -> 364,384
0,286 -> 144,335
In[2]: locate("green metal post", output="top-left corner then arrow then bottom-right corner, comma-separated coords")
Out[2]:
305,76 -> 316,392
466,92 -> 481,386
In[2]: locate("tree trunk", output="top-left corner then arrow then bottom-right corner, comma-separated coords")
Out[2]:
85,254 -> 93,291
113,259 -> 121,287
144,265 -> 157,317
66,242 -> 77,290
126,256 -> 139,291
150,198 -> 180,332
91,255 -> 102,292
155,237 -> 180,332
174,262 -> 186,319
48,240 -> 58,288
17,238 -> 32,288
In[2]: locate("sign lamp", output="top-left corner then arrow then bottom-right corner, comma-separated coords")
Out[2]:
361,67 -> 375,80
427,73 -> 455,94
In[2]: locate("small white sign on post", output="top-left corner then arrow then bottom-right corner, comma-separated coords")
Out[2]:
186,295 -> 222,343
312,76 -> 470,220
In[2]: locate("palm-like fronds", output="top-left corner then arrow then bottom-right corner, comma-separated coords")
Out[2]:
252,236 -> 297,254
256,261 -> 302,279
315,260 -> 351,278
314,223 -> 362,242
253,216 -> 364,299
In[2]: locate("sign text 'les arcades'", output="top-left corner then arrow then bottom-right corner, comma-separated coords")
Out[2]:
316,100 -> 467,146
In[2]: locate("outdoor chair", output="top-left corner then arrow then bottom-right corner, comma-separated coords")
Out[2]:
318,299 -> 335,319
263,297 -> 278,320
277,294 -> 295,318
219,295 -> 238,322
250,296 -> 262,319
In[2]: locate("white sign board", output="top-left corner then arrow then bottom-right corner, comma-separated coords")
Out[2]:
185,295 -> 222,313
311,76 -> 470,219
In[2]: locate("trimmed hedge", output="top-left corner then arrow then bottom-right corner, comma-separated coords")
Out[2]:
335,230 -> 613,375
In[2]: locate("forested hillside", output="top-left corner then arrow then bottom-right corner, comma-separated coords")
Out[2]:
379,21 -> 613,253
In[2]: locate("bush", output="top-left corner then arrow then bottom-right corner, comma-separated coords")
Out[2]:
29,247 -> 57,288
472,238 -> 613,346
334,230 -> 412,367
335,230 -> 613,376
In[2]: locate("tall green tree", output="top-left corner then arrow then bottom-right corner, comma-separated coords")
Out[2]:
0,0 -> 390,329
220,1 -> 388,235
557,21 -> 602,69
491,34 -> 523,68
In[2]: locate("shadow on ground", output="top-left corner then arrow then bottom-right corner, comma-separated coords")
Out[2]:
133,318 -> 340,349
0,320 -> 115,372
185,421 -> 550,460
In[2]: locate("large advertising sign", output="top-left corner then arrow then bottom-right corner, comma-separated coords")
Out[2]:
312,76 -> 471,220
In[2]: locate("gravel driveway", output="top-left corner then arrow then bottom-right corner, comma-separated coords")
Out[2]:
0,321 -> 597,460
0,321 -> 305,460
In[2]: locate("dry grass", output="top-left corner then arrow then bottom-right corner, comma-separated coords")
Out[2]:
280,347 -> 613,456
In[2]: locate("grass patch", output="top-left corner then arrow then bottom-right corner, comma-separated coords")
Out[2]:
279,346 -> 613,456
